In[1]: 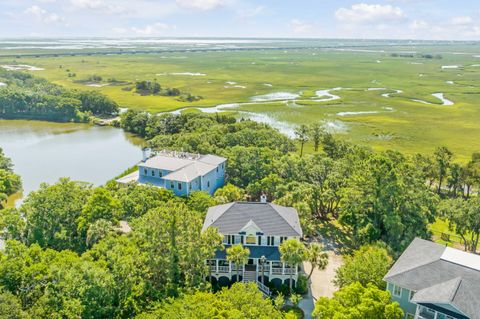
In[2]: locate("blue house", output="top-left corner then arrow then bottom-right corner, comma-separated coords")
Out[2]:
117,150 -> 226,196
384,238 -> 480,319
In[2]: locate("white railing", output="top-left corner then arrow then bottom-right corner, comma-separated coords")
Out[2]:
209,265 -> 216,271
271,268 -> 283,275
256,281 -> 271,296
284,268 -> 296,275
217,266 -> 230,273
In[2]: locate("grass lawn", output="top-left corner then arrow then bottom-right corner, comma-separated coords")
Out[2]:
2,43 -> 480,159
429,219 -> 465,249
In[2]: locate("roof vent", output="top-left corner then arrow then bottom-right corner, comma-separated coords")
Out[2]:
260,194 -> 267,203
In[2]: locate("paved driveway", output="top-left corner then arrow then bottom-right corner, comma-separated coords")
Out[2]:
303,250 -> 344,300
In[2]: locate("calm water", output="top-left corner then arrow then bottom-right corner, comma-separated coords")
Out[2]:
0,120 -> 144,203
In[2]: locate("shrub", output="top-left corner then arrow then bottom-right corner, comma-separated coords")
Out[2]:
295,274 -> 308,295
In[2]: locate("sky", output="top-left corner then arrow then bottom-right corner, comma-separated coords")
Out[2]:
1,0 -> 480,40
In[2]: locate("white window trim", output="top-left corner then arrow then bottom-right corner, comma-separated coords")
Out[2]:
392,284 -> 402,297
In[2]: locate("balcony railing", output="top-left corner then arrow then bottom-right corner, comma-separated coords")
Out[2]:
217,266 -> 230,273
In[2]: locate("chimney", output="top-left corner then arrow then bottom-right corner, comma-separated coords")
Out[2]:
142,148 -> 151,162
260,193 -> 267,203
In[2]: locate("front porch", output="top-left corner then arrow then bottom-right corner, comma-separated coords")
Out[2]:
207,258 -> 298,277
415,305 -> 466,319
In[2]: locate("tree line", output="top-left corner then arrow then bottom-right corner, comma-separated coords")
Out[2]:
0,71 -> 119,122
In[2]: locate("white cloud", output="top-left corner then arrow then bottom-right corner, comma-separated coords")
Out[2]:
335,3 -> 406,24
25,5 -> 64,24
410,19 -> 428,30
70,0 -> 127,14
175,0 -> 229,11
35,0 -> 57,3
289,19 -> 312,34
451,16 -> 473,26
237,5 -> 265,19
114,22 -> 174,36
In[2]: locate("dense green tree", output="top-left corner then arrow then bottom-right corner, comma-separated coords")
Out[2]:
21,178 -> 92,252
214,184 -> 245,203
136,283 -> 283,319
339,152 -> 437,254
334,245 -> 392,289
439,197 -> 480,253
312,282 -> 403,319
0,209 -> 24,241
0,289 -> 29,319
186,191 -> 216,213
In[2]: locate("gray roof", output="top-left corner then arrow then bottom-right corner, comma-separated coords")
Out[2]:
138,153 -> 226,183
384,238 -> 480,319
202,202 -> 302,237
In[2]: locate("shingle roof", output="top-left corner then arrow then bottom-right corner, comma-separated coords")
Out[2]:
384,238 -> 480,319
202,202 -> 302,237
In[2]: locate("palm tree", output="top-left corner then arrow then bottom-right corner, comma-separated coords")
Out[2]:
227,244 -> 250,283
309,123 -> 324,152
306,243 -> 329,280
294,124 -> 309,157
279,238 -> 307,291
434,146 -> 453,195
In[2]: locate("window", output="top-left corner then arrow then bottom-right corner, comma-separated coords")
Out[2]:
144,168 -> 147,175
227,235 -> 231,245
178,183 -> 182,190
222,235 -> 228,244
207,181 -> 210,188
280,236 -> 287,243
159,171 -> 163,177
151,170 -> 155,176
267,236 -> 274,246
222,163 -> 224,169
258,236 -> 262,245
393,284 -> 402,297
170,182 -> 174,189
216,167 -> 219,172
246,235 -> 256,245
409,290 -> 415,301
189,183 -> 192,190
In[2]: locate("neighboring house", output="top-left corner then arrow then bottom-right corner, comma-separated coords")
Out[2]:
202,200 -> 303,294
117,150 -> 226,196
384,238 -> 480,319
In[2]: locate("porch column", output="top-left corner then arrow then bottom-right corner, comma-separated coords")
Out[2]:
215,259 -> 219,273
269,261 -> 272,273
282,262 -> 285,275
414,305 -> 420,319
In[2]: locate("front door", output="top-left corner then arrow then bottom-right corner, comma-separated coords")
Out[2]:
245,259 -> 256,271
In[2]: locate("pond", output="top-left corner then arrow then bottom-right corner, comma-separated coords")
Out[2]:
0,120 -> 144,205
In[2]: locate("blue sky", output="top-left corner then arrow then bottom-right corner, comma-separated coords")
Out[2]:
1,0 -> 480,39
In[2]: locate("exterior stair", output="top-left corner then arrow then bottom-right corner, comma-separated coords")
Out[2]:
243,271 -> 257,282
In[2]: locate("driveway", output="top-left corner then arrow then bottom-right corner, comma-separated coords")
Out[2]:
303,250 -> 344,300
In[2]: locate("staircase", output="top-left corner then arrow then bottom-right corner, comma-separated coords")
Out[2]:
243,271 -> 257,282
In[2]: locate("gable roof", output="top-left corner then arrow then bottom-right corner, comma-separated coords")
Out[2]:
202,202 -> 302,237
384,238 -> 480,319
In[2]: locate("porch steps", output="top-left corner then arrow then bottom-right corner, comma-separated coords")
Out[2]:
243,271 -> 257,282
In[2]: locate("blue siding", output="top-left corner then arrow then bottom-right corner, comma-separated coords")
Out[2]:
387,282 -> 417,318
136,160 -> 225,197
